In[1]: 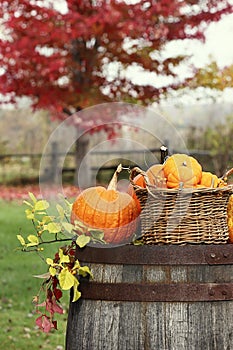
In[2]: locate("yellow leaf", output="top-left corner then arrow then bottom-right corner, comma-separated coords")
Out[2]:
34,200 -> 49,211
56,204 -> 65,218
17,234 -> 26,246
49,266 -> 57,277
46,222 -> 61,234
72,277 -> 81,302
58,249 -> 70,264
46,258 -> 54,266
78,265 -> 93,278
76,235 -> 91,248
28,192 -> 37,204
25,209 -> 34,220
27,235 -> 39,246
58,268 -> 75,290
23,200 -> 33,208
42,215 -> 53,224
62,222 -> 74,234
71,260 -> 80,272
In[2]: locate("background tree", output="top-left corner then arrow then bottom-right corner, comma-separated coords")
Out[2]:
0,0 -> 232,185
188,61 -> 233,92
186,114 -> 233,176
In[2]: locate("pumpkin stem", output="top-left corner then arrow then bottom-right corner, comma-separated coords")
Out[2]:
107,164 -> 122,190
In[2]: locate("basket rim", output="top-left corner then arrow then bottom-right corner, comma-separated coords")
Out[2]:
130,166 -> 233,195
136,183 -> 233,194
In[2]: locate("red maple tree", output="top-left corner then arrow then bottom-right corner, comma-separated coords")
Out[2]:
0,1 -> 232,185
0,0 -> 232,116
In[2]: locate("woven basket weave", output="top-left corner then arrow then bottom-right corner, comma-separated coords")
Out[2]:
130,167 -> 233,245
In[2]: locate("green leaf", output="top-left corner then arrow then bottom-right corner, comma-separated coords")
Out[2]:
89,229 -> 105,242
58,268 -> 75,290
78,265 -> 93,278
17,234 -> 26,246
46,222 -> 61,234
34,200 -> 49,211
59,249 -> 70,264
56,204 -> 65,219
72,277 -> 81,302
76,235 -> 91,248
28,192 -> 37,204
62,222 -> 74,234
46,258 -> 54,266
74,220 -> 88,229
27,235 -> 39,246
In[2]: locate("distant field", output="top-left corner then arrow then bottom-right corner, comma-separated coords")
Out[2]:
0,200 -> 70,350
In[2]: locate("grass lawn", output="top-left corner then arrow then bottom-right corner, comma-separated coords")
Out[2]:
0,200 -> 70,350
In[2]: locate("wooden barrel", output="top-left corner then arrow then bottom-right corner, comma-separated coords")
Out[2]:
66,244 -> 233,350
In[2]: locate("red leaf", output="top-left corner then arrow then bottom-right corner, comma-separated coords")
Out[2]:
35,314 -> 55,333
46,297 -> 64,315
54,288 -> 63,301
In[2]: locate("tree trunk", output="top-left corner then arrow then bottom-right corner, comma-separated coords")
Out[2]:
74,133 -> 92,188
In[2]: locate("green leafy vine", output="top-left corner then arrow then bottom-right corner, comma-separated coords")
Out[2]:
16,192 -> 104,333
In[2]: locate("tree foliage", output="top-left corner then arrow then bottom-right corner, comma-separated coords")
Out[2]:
186,115 -> 233,176
0,0 -> 232,125
189,62 -> 233,91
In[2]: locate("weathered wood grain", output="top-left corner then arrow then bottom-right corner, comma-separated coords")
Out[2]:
66,246 -> 233,350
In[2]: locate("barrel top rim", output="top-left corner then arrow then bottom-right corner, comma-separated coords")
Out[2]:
76,244 -> 233,265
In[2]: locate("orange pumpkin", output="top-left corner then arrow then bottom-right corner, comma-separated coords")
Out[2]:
164,154 -> 202,188
199,171 -> 220,188
71,165 -> 140,244
146,164 -> 166,188
127,173 -> 145,212
128,164 -> 167,210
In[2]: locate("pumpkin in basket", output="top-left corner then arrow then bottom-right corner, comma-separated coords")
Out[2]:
127,173 -> 146,212
146,164 -> 167,188
71,165 -> 140,244
128,164 -> 167,210
199,171 -> 226,188
163,153 -> 202,188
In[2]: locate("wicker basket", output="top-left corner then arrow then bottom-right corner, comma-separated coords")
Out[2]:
130,167 -> 233,245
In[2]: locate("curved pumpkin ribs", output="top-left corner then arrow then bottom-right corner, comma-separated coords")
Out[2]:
146,164 -> 166,188
163,154 -> 202,189
71,164 -> 140,244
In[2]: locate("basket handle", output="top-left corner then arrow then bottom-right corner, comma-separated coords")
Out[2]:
129,167 -> 149,187
221,167 -> 233,181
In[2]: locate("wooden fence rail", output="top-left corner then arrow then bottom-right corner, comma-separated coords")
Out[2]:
0,146 -> 232,185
